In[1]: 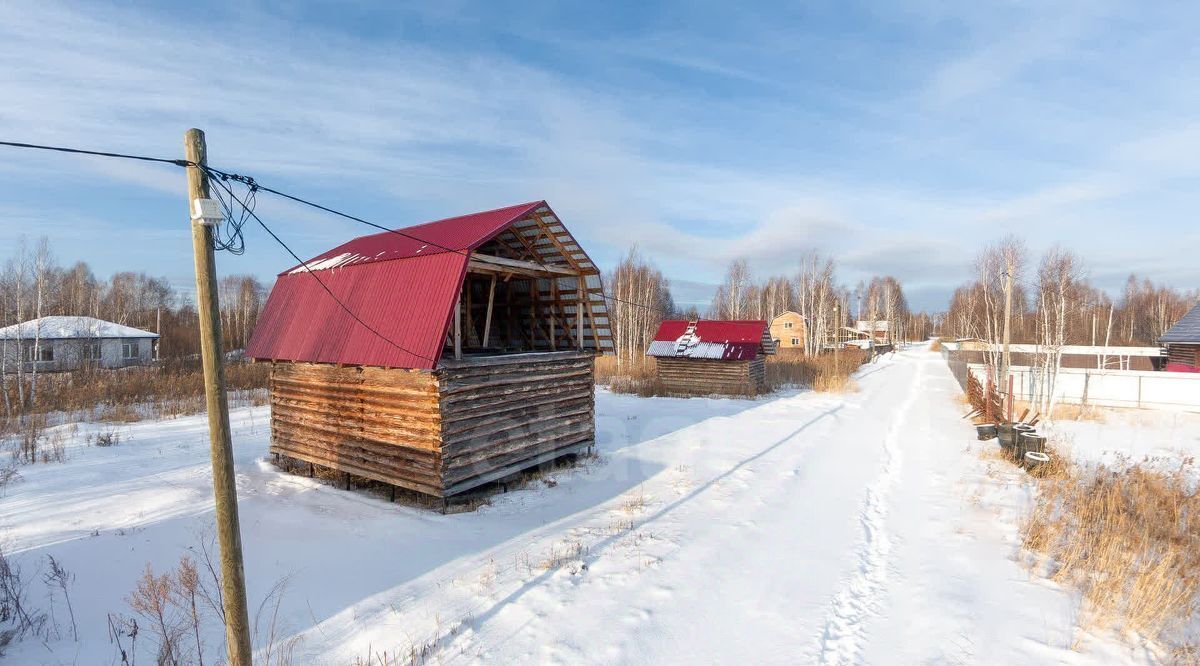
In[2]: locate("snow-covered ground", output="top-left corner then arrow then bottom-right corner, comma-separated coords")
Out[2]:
1041,409 -> 1200,481
0,347 -> 1170,664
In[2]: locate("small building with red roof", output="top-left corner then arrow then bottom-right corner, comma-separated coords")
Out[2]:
646,319 -> 775,396
246,201 -> 611,499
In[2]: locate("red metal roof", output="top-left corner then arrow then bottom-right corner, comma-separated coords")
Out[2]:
279,201 -> 544,275
246,202 -> 547,370
647,320 -> 770,361
652,320 -> 769,344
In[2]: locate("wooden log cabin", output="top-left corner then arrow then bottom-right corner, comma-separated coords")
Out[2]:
1161,303 -> 1200,373
245,201 -> 612,498
645,320 -> 775,396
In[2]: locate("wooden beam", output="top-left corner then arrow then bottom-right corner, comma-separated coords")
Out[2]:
465,276 -> 474,346
469,252 -> 577,277
497,229 -> 545,268
483,274 -> 496,348
550,278 -> 558,350
454,295 -> 462,360
528,213 -> 584,273
585,298 -> 602,350
576,283 -> 584,347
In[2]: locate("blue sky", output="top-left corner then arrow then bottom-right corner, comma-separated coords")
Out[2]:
1,1 -> 1197,311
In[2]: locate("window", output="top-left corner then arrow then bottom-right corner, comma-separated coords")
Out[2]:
23,344 -> 53,363
791,337 -> 800,346
122,342 -> 138,360
783,321 -> 793,329
83,342 -> 102,360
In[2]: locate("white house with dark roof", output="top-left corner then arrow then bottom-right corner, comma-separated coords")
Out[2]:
0,316 -> 158,373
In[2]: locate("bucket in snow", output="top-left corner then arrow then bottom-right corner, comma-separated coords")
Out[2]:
976,423 -> 998,440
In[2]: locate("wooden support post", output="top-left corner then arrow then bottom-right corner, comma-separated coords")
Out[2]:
529,280 -> 536,348
454,294 -> 462,360
550,279 -> 558,350
483,274 -> 496,348
185,128 -> 253,665
576,283 -> 584,348
465,276 -> 474,344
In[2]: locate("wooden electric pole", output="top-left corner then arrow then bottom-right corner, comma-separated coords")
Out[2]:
185,128 -> 253,664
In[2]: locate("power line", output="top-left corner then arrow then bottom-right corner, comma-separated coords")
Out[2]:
204,169 -> 440,364
0,138 -> 679,319
0,140 -> 192,167
211,171 -> 678,318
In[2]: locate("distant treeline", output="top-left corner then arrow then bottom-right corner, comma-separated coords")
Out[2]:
943,237 -> 1199,348
604,246 -> 933,366
0,237 -> 267,359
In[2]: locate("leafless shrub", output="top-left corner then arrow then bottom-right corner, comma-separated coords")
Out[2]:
195,531 -> 226,625
108,612 -> 139,665
0,545 -> 46,642
127,563 -> 186,665
254,575 -> 300,666
14,413 -> 47,465
0,460 -> 19,492
93,429 -> 121,447
43,555 -> 76,642
171,556 -> 204,666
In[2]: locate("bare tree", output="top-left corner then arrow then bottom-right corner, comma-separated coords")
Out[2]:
709,259 -> 753,320
793,251 -> 838,356
606,247 -> 673,367
1033,247 -> 1083,412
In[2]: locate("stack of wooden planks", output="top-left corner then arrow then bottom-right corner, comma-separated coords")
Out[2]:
268,351 -> 594,498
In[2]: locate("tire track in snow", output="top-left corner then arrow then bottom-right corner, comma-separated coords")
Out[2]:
817,360 -> 923,665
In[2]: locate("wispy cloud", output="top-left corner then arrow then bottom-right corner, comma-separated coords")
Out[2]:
1,1 -> 1197,313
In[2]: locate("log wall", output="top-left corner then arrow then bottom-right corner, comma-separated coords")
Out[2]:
655,357 -> 767,397
1167,343 -> 1199,368
268,351 -> 594,498
438,351 -> 594,495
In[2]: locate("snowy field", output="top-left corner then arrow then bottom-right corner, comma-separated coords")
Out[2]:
0,346 -> 1183,664
1041,408 -> 1200,481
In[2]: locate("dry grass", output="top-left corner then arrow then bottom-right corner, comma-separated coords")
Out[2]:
766,349 -> 866,393
1012,399 -> 1108,423
0,361 -> 268,429
598,350 -> 866,398
1017,447 -> 1199,653
594,356 -> 665,397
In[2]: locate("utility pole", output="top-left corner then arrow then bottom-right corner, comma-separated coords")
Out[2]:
185,128 -> 253,664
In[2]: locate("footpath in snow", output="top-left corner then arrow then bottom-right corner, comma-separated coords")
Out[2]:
0,346 -> 1150,664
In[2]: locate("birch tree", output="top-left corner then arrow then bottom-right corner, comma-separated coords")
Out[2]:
607,247 -> 673,368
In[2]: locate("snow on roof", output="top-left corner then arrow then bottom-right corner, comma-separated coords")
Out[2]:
1162,303 -> 1200,344
646,320 -> 771,361
0,316 -> 159,340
